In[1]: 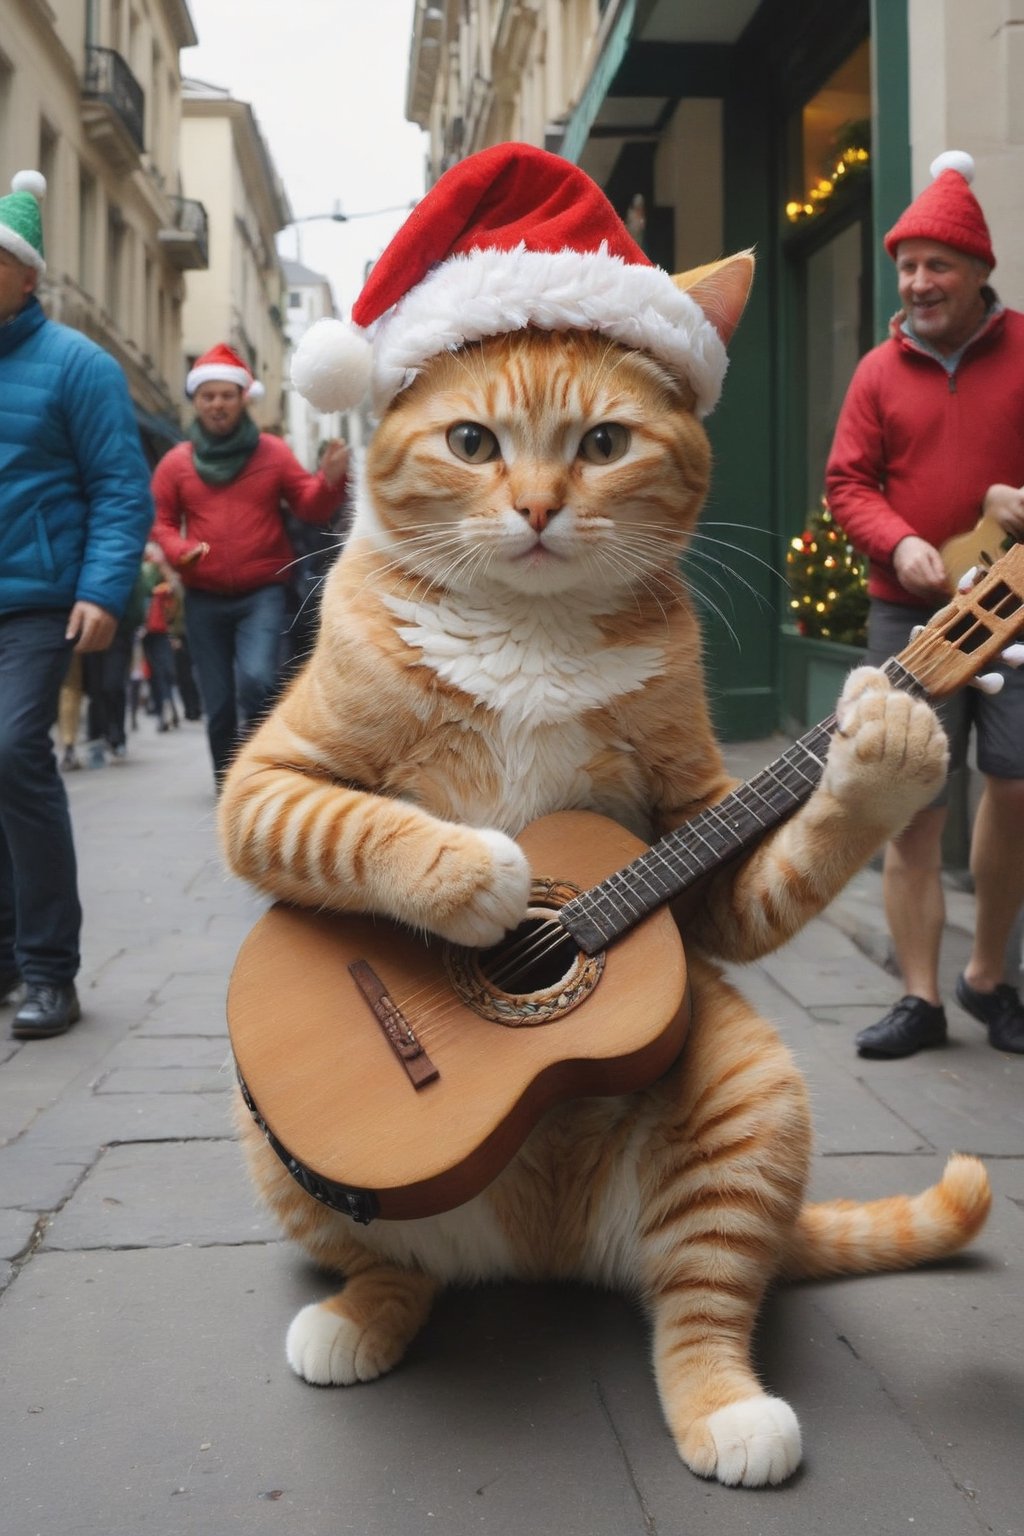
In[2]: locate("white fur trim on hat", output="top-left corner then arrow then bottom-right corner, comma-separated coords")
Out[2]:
291,317 -> 374,414
186,362 -> 254,396
373,245 -> 726,418
929,150 -> 975,183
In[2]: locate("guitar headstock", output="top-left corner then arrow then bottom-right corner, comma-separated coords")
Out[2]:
897,542 -> 1024,700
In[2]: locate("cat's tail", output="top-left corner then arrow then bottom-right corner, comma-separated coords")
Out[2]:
780,1153 -> 991,1281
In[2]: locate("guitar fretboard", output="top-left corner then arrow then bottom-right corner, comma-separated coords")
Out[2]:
558,657 -> 924,956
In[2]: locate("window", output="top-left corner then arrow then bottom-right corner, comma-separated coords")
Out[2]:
784,38 -> 873,510
786,40 -> 871,229
79,168 -> 97,293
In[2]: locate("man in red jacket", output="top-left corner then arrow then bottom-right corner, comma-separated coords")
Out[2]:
826,151 -> 1024,1060
152,343 -> 348,787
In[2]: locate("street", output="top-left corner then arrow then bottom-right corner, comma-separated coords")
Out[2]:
0,719 -> 1021,1536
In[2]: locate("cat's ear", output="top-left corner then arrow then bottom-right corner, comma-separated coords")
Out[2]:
672,251 -> 754,347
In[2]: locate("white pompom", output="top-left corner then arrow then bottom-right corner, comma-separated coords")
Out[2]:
12,169 -> 46,199
245,378 -> 265,402
929,150 -> 974,183
291,317 -> 373,413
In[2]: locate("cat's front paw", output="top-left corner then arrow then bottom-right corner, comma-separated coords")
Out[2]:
433,829 -> 532,948
680,1394 -> 802,1487
822,666 -> 948,828
286,1300 -> 406,1386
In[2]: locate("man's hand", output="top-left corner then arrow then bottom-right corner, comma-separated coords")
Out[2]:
982,483 -> 1024,540
179,541 -> 209,566
66,601 -> 117,654
319,440 -> 350,488
892,534 -> 952,602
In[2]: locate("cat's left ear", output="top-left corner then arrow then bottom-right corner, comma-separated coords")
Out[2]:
672,251 -> 755,347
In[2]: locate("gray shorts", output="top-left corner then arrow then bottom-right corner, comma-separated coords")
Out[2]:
866,599 -> 1024,803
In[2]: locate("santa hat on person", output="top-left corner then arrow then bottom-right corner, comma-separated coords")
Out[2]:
884,150 -> 995,269
0,171 -> 47,272
186,342 -> 265,401
291,142 -> 730,421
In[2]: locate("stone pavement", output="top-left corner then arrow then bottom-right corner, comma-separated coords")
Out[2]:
0,721 -> 1021,1536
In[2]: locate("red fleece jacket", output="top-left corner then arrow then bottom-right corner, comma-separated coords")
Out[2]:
825,307 -> 1024,607
151,434 -> 345,595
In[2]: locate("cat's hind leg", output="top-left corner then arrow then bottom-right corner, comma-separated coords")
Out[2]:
639,965 -> 812,1486
286,1264 -> 439,1386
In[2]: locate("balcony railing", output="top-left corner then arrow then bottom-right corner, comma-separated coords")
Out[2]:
82,46 -> 145,165
159,196 -> 209,270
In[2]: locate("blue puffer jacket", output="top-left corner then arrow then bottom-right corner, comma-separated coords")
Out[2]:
0,297 -> 154,619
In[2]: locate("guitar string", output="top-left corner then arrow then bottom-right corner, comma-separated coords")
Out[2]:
363,601 -> 1021,1043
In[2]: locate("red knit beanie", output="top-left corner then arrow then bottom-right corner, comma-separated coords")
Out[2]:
884,150 -> 995,269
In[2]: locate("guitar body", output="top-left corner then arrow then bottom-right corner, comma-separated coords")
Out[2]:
227,810 -> 689,1223
941,515 -> 1013,587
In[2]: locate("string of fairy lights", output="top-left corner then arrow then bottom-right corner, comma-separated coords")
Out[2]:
786,143 -> 871,224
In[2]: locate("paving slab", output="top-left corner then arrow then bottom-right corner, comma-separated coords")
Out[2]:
42,1139 -> 277,1250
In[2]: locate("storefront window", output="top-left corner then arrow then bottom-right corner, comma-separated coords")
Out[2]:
786,39 -> 871,226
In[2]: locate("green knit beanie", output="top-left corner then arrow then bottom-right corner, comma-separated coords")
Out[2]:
0,171 -> 46,271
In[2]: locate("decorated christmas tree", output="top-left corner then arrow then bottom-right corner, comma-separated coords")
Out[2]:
787,498 -> 868,645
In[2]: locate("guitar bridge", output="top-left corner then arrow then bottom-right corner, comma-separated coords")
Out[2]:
349,959 -> 440,1089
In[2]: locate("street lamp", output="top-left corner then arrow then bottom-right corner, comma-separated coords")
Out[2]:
281,202 -> 418,265
287,201 -> 417,226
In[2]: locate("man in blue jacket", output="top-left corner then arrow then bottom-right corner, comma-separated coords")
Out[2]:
0,172 -> 153,1038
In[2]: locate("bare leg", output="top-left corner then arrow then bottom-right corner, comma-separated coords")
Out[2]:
882,803 -> 948,1003
963,776 -> 1024,992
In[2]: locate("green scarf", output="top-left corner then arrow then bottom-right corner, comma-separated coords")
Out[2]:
188,414 -> 261,486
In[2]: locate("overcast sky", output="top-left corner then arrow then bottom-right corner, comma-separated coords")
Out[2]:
181,0 -> 427,311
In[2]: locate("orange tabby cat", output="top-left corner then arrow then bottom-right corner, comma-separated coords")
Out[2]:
218,256 -> 990,1487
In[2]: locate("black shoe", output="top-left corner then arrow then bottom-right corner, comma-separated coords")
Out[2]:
0,969 -> 22,1006
856,996 -> 948,1058
955,974 -> 1024,1054
12,982 -> 81,1039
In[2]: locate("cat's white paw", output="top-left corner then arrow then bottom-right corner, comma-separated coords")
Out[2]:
435,829 -> 532,948
822,666 -> 948,827
286,1301 -> 364,1385
688,1394 -> 802,1487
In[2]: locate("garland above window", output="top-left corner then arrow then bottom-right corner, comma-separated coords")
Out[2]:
786,122 -> 870,225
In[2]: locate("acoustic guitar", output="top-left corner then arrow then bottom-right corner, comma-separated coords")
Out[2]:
227,544 -> 1024,1225
940,514 -> 1016,589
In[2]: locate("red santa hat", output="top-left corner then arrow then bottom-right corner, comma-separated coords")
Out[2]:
291,142 -> 730,421
884,150 -> 995,269
186,342 -> 265,401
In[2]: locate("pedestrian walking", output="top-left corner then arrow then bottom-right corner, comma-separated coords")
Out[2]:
150,343 -> 349,788
0,170 -> 153,1038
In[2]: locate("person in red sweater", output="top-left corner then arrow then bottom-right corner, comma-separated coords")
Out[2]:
151,344 -> 348,787
826,151 -> 1024,1060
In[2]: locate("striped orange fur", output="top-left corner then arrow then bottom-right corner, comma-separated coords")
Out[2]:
220,259 -> 987,1486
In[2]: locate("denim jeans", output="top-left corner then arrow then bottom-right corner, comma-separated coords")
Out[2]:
183,584 -> 288,781
0,610 -> 81,983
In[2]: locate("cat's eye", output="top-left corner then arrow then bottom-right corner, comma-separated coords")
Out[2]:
447,422 -> 501,464
578,423 -> 631,464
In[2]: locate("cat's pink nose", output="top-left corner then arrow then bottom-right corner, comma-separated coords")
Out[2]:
516,498 -> 562,533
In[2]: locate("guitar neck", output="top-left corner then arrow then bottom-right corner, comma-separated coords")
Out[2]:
558,657 -> 923,957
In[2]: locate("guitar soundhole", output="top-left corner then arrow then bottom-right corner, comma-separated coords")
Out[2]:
443,877 -> 605,1027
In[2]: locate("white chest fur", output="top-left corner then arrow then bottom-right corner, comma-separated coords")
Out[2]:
383,590 -> 664,725
382,590 -> 665,831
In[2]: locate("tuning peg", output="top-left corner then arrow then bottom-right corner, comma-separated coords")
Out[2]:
1000,643 -> 1024,669
970,673 -> 1005,695
956,565 -> 982,592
